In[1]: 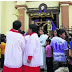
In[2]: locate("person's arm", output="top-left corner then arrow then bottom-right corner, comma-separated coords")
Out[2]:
63,41 -> 69,60
45,46 -> 48,54
27,56 -> 32,64
40,36 -> 46,47
65,50 -> 69,59
45,50 -> 48,54
69,49 -> 72,57
50,40 -> 53,55
0,44 -> 1,48
27,37 -> 36,64
51,46 -> 53,55
0,44 -> 2,54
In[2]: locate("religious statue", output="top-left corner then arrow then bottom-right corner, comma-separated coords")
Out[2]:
43,20 -> 52,32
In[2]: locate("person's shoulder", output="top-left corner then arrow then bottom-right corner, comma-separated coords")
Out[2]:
1,42 -> 6,45
60,38 -> 66,42
51,36 -> 57,40
25,35 -> 30,38
46,45 -> 51,48
61,39 -> 67,45
70,40 -> 72,43
31,33 -> 38,38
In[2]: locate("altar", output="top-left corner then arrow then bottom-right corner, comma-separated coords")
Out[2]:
27,3 -> 60,32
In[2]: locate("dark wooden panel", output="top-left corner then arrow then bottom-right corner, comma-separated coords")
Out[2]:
27,8 -> 60,14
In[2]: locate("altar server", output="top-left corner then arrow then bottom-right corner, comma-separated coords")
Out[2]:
23,24 -> 43,72
2,20 -> 25,72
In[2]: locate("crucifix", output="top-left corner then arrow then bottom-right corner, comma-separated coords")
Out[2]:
13,10 -> 23,20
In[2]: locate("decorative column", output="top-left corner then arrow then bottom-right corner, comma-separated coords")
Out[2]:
15,5 -> 28,31
60,4 -> 69,29
18,8 -> 25,31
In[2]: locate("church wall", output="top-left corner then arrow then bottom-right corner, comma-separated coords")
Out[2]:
4,1 -> 17,35
69,5 -> 72,28
16,1 -> 26,5
0,1 -> 17,35
0,1 -> 2,33
1,1 -> 7,34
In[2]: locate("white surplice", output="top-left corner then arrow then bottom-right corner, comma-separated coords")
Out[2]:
23,33 -> 43,67
25,35 -> 30,44
4,30 -> 25,68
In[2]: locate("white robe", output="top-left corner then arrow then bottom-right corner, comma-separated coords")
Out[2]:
44,34 -> 48,39
25,35 -> 30,44
39,34 -> 46,69
4,30 -> 25,68
23,33 -> 43,67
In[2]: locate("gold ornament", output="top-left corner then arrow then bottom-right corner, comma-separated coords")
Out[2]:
13,10 -> 23,20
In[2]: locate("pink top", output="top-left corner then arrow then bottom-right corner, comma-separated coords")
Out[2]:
45,45 -> 52,57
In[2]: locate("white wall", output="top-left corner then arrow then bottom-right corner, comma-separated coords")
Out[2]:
0,1 -> 2,33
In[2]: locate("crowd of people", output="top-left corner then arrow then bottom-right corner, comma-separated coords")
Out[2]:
0,20 -> 72,72
39,29 -> 72,72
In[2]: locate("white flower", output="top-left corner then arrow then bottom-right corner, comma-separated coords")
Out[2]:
41,6 -> 44,10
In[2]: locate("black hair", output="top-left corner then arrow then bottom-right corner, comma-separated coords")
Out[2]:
29,24 -> 38,32
46,39 -> 51,44
1,37 -> 5,42
1,34 -> 6,43
1,34 -> 6,42
39,29 -> 45,34
57,29 -> 66,37
13,20 -> 21,30
54,29 -> 58,32
18,29 -> 21,33
21,31 -> 25,34
39,29 -> 44,32
50,32 -> 54,37
1,34 -> 6,38
18,29 -> 25,34
44,31 -> 48,34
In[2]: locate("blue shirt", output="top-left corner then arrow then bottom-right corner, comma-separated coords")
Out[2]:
51,36 -> 68,62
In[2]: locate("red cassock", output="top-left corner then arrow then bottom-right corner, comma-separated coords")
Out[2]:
23,33 -> 43,72
3,66 -> 22,72
24,65 -> 40,72
2,29 -> 25,72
